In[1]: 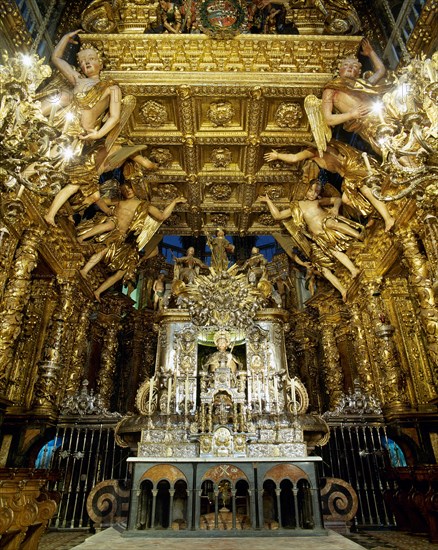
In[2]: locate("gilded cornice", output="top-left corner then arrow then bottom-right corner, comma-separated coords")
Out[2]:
86,34 -> 362,74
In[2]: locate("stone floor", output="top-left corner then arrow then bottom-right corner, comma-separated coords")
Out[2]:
38,528 -> 438,550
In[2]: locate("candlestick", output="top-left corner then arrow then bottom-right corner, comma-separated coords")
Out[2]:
167,377 -> 172,415
424,59 -> 435,83
185,377 -> 189,415
148,378 -> 153,415
362,152 -> 373,175
16,185 -> 25,199
62,112 -> 73,135
273,376 -> 279,412
257,376 -> 262,413
48,102 -> 58,125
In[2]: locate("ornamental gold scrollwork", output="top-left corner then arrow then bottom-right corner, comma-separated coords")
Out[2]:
263,184 -> 285,200
274,102 -> 303,128
258,213 -> 276,226
140,100 -> 168,127
207,101 -> 234,127
209,183 -> 232,201
149,147 -> 173,168
210,147 -> 232,168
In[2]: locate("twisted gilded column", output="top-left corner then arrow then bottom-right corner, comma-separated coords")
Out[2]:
9,278 -> 56,408
65,300 -> 93,397
397,227 -> 438,368
0,228 -> 42,398
349,302 -> 376,396
320,316 -> 344,411
422,215 -> 438,277
32,279 -> 75,413
293,335 -> 321,412
363,282 -> 408,414
97,313 -> 121,410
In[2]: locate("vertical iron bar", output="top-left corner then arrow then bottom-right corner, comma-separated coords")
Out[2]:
363,425 -> 379,524
354,426 -> 372,525
66,427 -> 82,528
71,428 -> 86,528
93,424 -> 104,486
346,426 -> 364,525
78,428 -> 95,528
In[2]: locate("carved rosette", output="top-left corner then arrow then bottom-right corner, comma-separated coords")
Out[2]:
210,213 -> 229,228
206,101 -> 234,127
140,100 -> 168,127
209,183 -> 232,201
274,102 -> 303,128
210,148 -> 232,168
155,184 -> 179,201
149,148 -> 173,168
0,228 -> 41,397
263,184 -> 286,200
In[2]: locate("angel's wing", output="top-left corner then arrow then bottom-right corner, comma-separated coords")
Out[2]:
268,201 -> 310,259
34,69 -> 72,101
304,94 -> 331,158
104,94 -> 137,151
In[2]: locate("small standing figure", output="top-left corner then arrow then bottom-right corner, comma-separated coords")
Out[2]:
208,228 -> 235,272
153,273 -> 166,311
239,246 -> 268,285
157,0 -> 182,34
260,180 -> 363,301
174,247 -> 209,284
78,184 -> 186,301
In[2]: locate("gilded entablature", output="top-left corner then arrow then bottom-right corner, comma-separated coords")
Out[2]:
87,35 -> 361,74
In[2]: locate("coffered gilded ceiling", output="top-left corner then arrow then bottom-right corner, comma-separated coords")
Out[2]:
86,34 -> 362,236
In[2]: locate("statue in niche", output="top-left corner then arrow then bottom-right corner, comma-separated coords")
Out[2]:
157,0 -> 182,34
207,228 -> 235,272
204,330 -> 241,376
152,273 -> 166,311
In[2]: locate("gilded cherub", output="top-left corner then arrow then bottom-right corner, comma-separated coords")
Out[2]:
264,139 -> 395,232
40,30 -> 157,226
78,183 -> 186,301
260,180 -> 363,301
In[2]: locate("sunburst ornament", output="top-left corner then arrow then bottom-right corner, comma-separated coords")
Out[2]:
177,270 -> 268,329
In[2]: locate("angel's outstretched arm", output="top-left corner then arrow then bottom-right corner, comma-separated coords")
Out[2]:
259,195 -> 292,221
